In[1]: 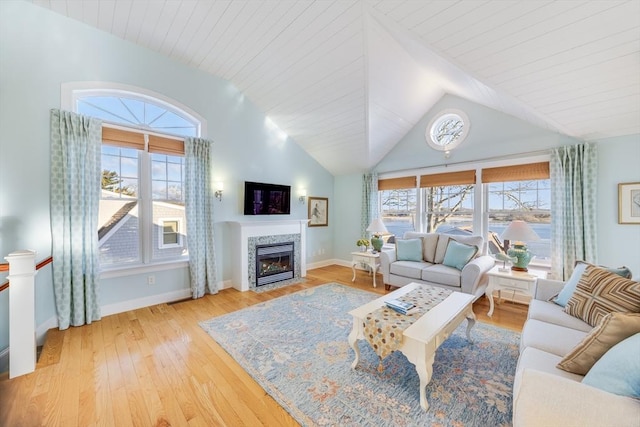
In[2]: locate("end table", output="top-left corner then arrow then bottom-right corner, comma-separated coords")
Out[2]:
485,265 -> 547,316
351,250 -> 380,288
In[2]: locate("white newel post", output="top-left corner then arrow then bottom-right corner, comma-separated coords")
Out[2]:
6,250 -> 37,379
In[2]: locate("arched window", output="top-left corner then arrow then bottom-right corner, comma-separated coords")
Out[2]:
64,83 -> 204,273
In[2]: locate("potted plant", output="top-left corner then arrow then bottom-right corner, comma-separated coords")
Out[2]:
356,238 -> 370,252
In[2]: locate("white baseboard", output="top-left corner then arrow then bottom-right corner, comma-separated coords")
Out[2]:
34,288 -> 194,346
307,258 -> 342,270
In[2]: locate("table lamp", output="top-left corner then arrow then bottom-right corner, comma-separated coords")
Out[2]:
500,220 -> 540,272
366,218 -> 388,253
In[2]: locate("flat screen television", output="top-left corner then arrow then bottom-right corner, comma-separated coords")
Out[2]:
244,181 -> 291,215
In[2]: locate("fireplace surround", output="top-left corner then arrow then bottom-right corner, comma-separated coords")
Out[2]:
228,220 -> 308,291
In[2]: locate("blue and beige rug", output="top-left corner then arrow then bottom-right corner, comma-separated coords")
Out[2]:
200,283 -> 519,426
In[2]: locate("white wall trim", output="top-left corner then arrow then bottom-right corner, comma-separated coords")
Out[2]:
33,288 -> 193,347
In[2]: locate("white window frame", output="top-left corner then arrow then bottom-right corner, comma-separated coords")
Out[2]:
378,154 -> 551,271
159,218 -> 183,249
63,82 -> 205,278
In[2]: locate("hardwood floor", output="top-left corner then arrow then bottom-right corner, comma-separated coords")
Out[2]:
0,265 -> 528,427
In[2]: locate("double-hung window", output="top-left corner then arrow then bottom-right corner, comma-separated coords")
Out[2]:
74,90 -> 201,270
378,177 -> 418,238
483,162 -> 551,266
378,160 -> 551,268
420,170 -> 475,234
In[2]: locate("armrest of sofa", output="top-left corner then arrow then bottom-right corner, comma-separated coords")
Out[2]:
513,369 -> 640,427
379,248 -> 396,284
534,278 -> 565,301
460,255 -> 494,296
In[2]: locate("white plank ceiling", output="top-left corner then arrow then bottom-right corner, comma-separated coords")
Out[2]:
31,0 -> 640,175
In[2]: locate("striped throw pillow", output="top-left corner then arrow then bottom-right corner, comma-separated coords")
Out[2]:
564,265 -> 640,327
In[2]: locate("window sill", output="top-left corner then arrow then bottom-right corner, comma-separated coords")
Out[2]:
100,259 -> 189,280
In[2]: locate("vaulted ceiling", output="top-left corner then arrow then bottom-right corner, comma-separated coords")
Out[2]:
32,0 -> 640,175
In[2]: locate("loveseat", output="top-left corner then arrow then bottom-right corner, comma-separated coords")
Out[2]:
513,264 -> 640,426
379,231 -> 495,299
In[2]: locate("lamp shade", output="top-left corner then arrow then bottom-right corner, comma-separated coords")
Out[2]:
501,220 -> 539,243
366,218 -> 388,235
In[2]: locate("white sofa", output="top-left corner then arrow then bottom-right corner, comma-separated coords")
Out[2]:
513,278 -> 640,426
379,231 -> 495,299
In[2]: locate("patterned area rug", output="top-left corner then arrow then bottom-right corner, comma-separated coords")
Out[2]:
200,284 -> 519,427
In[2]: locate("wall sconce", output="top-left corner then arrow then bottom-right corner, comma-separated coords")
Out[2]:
298,188 -> 307,203
214,181 -> 224,202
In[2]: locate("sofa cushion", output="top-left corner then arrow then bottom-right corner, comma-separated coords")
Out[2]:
528,300 -> 592,333
516,347 -> 584,384
421,264 -> 461,287
554,261 -> 633,307
396,238 -> 423,262
564,265 -> 640,327
520,319 -> 588,357
442,240 -> 478,270
422,233 -> 439,263
390,260 -> 430,280
557,312 -> 640,375
582,333 -> 640,398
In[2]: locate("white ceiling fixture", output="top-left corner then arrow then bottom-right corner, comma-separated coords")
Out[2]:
31,0 -> 640,176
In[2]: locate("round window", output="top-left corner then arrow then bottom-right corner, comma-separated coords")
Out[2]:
425,109 -> 470,152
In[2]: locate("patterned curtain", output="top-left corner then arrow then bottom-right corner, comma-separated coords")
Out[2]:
550,143 -> 598,280
50,109 -> 102,330
184,137 -> 217,298
361,172 -> 378,237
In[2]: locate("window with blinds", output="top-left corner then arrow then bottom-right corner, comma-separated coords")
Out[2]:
77,92 -> 198,269
378,176 -> 418,239
484,162 -> 551,265
420,170 -> 476,233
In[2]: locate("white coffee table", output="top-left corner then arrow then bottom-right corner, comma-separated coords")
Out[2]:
347,282 -> 476,411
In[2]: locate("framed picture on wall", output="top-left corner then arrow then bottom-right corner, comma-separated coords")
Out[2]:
308,197 -> 328,227
618,182 -> 640,224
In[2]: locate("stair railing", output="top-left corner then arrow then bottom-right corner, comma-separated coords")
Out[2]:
1,251 -> 52,378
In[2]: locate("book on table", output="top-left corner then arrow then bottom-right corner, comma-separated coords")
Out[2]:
385,299 -> 415,315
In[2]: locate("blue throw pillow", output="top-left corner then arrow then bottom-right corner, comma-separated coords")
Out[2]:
396,238 -> 423,262
442,240 -> 478,270
582,333 -> 640,398
554,262 -> 588,307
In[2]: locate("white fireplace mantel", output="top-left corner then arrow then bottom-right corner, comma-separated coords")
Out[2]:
228,220 -> 309,291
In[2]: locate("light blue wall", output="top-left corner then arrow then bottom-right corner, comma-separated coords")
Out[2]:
595,135 -> 640,278
333,174 -> 363,261
333,96 -> 640,280
376,94 -> 580,173
0,1 -> 333,353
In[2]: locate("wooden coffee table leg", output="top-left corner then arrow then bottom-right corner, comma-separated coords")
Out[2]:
414,352 -> 436,411
465,309 -> 477,342
347,317 -> 361,369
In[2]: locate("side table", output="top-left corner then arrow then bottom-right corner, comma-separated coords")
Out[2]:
485,266 -> 547,317
351,250 -> 380,288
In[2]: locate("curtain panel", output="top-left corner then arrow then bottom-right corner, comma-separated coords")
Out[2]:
50,109 -> 102,329
361,172 -> 378,238
550,143 -> 598,280
184,137 -> 218,298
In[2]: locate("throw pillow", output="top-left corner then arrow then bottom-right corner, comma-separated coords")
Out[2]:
553,261 -> 633,307
422,233 -> 439,263
442,240 -> 478,271
553,262 -> 589,307
564,265 -> 640,327
582,333 -> 640,399
396,238 -> 423,262
434,235 -> 450,264
557,312 -> 640,375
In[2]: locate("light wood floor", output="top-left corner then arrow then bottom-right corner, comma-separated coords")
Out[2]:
0,265 -> 527,427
